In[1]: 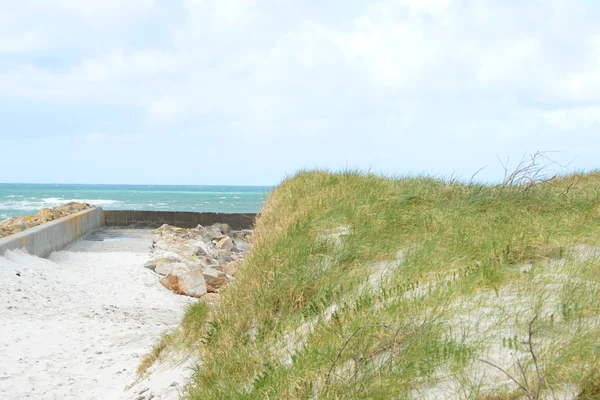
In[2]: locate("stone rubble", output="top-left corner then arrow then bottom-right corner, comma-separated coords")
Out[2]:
0,202 -> 97,239
146,223 -> 251,300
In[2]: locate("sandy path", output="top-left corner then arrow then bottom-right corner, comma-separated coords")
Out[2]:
0,229 -> 194,399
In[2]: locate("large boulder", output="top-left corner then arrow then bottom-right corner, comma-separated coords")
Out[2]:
160,267 -> 208,298
154,240 -> 201,257
202,268 -> 229,290
155,262 -> 187,276
198,225 -> 225,241
233,229 -> 253,241
215,236 -> 234,252
224,260 -> 242,277
219,223 -> 233,237
233,238 -> 250,253
189,240 -> 217,257
149,223 -> 252,299
145,253 -> 208,271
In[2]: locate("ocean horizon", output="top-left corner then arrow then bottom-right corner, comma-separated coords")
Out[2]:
0,183 -> 272,220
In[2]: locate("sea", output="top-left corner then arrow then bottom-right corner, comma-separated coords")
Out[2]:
0,183 -> 272,220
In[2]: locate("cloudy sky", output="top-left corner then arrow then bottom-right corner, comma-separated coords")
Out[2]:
1,0 -> 599,185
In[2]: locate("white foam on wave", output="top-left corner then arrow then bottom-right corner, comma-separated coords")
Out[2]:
0,201 -> 41,211
0,198 -> 121,214
42,198 -> 120,206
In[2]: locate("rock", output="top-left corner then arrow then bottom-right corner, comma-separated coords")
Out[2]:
12,223 -> 26,233
0,202 -> 96,239
190,240 -> 215,257
206,284 -> 218,293
200,293 -> 221,303
144,256 -> 180,270
156,224 -> 172,234
204,225 -> 225,241
219,223 -> 233,236
233,238 -> 250,253
233,229 -> 253,240
215,236 -> 234,251
160,268 -> 207,298
149,223 -> 252,294
155,262 -> 187,276
202,268 -> 229,289
149,252 -> 209,270
217,249 -> 234,264
224,260 -> 242,277
154,240 -> 198,257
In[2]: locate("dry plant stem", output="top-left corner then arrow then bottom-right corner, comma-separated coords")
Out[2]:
499,151 -> 561,190
528,315 -> 543,398
478,358 -> 532,397
478,314 -> 544,400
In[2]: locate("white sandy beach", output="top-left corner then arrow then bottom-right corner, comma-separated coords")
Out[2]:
0,229 -> 195,399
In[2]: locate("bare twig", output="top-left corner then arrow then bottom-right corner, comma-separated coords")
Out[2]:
325,326 -> 364,386
478,314 -> 545,399
324,322 -> 421,394
470,166 -> 487,184
528,315 -> 543,399
517,357 -> 531,394
499,151 -> 563,191
478,358 -> 532,396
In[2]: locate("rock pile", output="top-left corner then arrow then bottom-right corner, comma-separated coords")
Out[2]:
0,202 -> 96,239
146,223 -> 251,300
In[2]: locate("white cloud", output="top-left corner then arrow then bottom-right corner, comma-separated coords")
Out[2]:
84,133 -> 144,143
0,32 -> 47,53
1,0 -> 600,183
533,106 -> 600,131
183,0 -> 257,30
395,0 -> 450,15
476,38 -> 539,84
21,0 -> 158,25
329,14 -> 433,88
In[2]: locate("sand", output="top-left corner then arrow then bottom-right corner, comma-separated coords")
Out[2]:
0,229 -> 195,399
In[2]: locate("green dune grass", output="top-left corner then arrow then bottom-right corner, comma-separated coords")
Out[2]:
143,170 -> 600,399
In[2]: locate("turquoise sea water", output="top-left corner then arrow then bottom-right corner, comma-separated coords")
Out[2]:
0,183 -> 271,220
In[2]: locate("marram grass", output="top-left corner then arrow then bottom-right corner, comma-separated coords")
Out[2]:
145,170 -> 600,399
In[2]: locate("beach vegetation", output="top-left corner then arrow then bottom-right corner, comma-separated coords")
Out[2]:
141,167 -> 600,399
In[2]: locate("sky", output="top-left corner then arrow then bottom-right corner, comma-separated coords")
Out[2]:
1,0 -> 600,186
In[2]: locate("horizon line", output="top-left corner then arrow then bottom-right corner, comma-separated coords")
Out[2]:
0,182 -> 275,188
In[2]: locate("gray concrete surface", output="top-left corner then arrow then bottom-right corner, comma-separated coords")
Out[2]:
0,208 -> 104,257
68,228 -> 155,253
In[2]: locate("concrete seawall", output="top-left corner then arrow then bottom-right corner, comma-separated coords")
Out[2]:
0,209 -> 255,257
0,208 -> 104,257
104,210 -> 256,230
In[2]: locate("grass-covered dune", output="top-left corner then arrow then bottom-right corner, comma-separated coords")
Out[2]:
150,171 -> 600,399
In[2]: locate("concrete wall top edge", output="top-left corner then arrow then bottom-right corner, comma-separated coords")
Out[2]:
0,207 -> 102,245
0,207 -> 104,257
